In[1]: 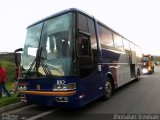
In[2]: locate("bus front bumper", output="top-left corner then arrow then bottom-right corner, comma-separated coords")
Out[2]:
19,90 -> 85,108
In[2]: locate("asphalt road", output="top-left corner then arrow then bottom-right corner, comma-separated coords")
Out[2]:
2,66 -> 160,120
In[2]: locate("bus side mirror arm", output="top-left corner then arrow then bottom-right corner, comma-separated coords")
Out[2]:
14,48 -> 23,66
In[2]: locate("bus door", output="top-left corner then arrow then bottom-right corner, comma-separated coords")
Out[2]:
129,43 -> 136,78
77,31 -> 93,77
123,39 -> 135,81
76,30 -> 102,101
125,49 -> 135,78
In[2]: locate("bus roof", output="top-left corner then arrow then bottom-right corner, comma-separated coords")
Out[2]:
27,8 -> 94,28
27,8 -> 140,48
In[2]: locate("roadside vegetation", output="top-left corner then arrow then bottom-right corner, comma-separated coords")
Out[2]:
0,93 -> 19,107
0,59 -> 20,107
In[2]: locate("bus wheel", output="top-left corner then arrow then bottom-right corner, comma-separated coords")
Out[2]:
103,77 -> 113,100
152,67 -> 154,73
136,69 -> 141,81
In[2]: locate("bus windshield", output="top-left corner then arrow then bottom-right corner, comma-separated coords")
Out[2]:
22,13 -> 75,77
143,57 -> 150,62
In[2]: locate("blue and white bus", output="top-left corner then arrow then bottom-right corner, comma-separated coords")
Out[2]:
18,8 -> 142,108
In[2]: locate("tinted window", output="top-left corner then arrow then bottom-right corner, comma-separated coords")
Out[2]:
87,18 -> 97,49
113,33 -> 123,50
78,14 -> 97,50
123,38 -> 130,50
99,25 -> 113,47
87,18 -> 98,69
78,14 -> 88,32
78,14 -> 97,57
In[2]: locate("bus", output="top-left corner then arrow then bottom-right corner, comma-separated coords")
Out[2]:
142,54 -> 154,74
17,8 -> 142,108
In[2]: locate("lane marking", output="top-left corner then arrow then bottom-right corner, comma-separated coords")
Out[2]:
6,104 -> 37,114
25,108 -> 61,120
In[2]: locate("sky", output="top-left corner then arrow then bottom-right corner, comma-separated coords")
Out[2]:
0,0 -> 160,55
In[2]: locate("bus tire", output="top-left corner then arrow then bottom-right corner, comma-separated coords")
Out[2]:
152,67 -> 154,73
103,77 -> 113,100
136,69 -> 141,81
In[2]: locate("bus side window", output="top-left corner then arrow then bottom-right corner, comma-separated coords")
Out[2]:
78,35 -> 91,56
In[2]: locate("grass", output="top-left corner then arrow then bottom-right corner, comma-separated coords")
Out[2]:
0,81 -> 20,108
0,93 -> 20,107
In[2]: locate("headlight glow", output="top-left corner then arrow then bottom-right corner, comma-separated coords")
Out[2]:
142,68 -> 148,74
18,85 -> 27,91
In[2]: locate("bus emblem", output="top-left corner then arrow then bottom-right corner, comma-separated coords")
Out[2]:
57,80 -> 65,84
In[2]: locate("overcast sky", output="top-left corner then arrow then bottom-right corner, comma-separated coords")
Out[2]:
0,0 -> 160,55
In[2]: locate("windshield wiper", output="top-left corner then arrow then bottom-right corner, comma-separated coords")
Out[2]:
25,47 -> 53,79
25,58 -> 36,79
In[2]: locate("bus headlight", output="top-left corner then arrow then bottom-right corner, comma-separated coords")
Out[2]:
53,83 -> 76,91
18,85 -> 27,91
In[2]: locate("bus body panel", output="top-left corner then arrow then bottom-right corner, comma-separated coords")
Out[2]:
100,47 -> 136,88
19,74 -> 105,108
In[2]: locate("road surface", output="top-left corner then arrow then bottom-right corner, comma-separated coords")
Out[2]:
2,66 -> 160,120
